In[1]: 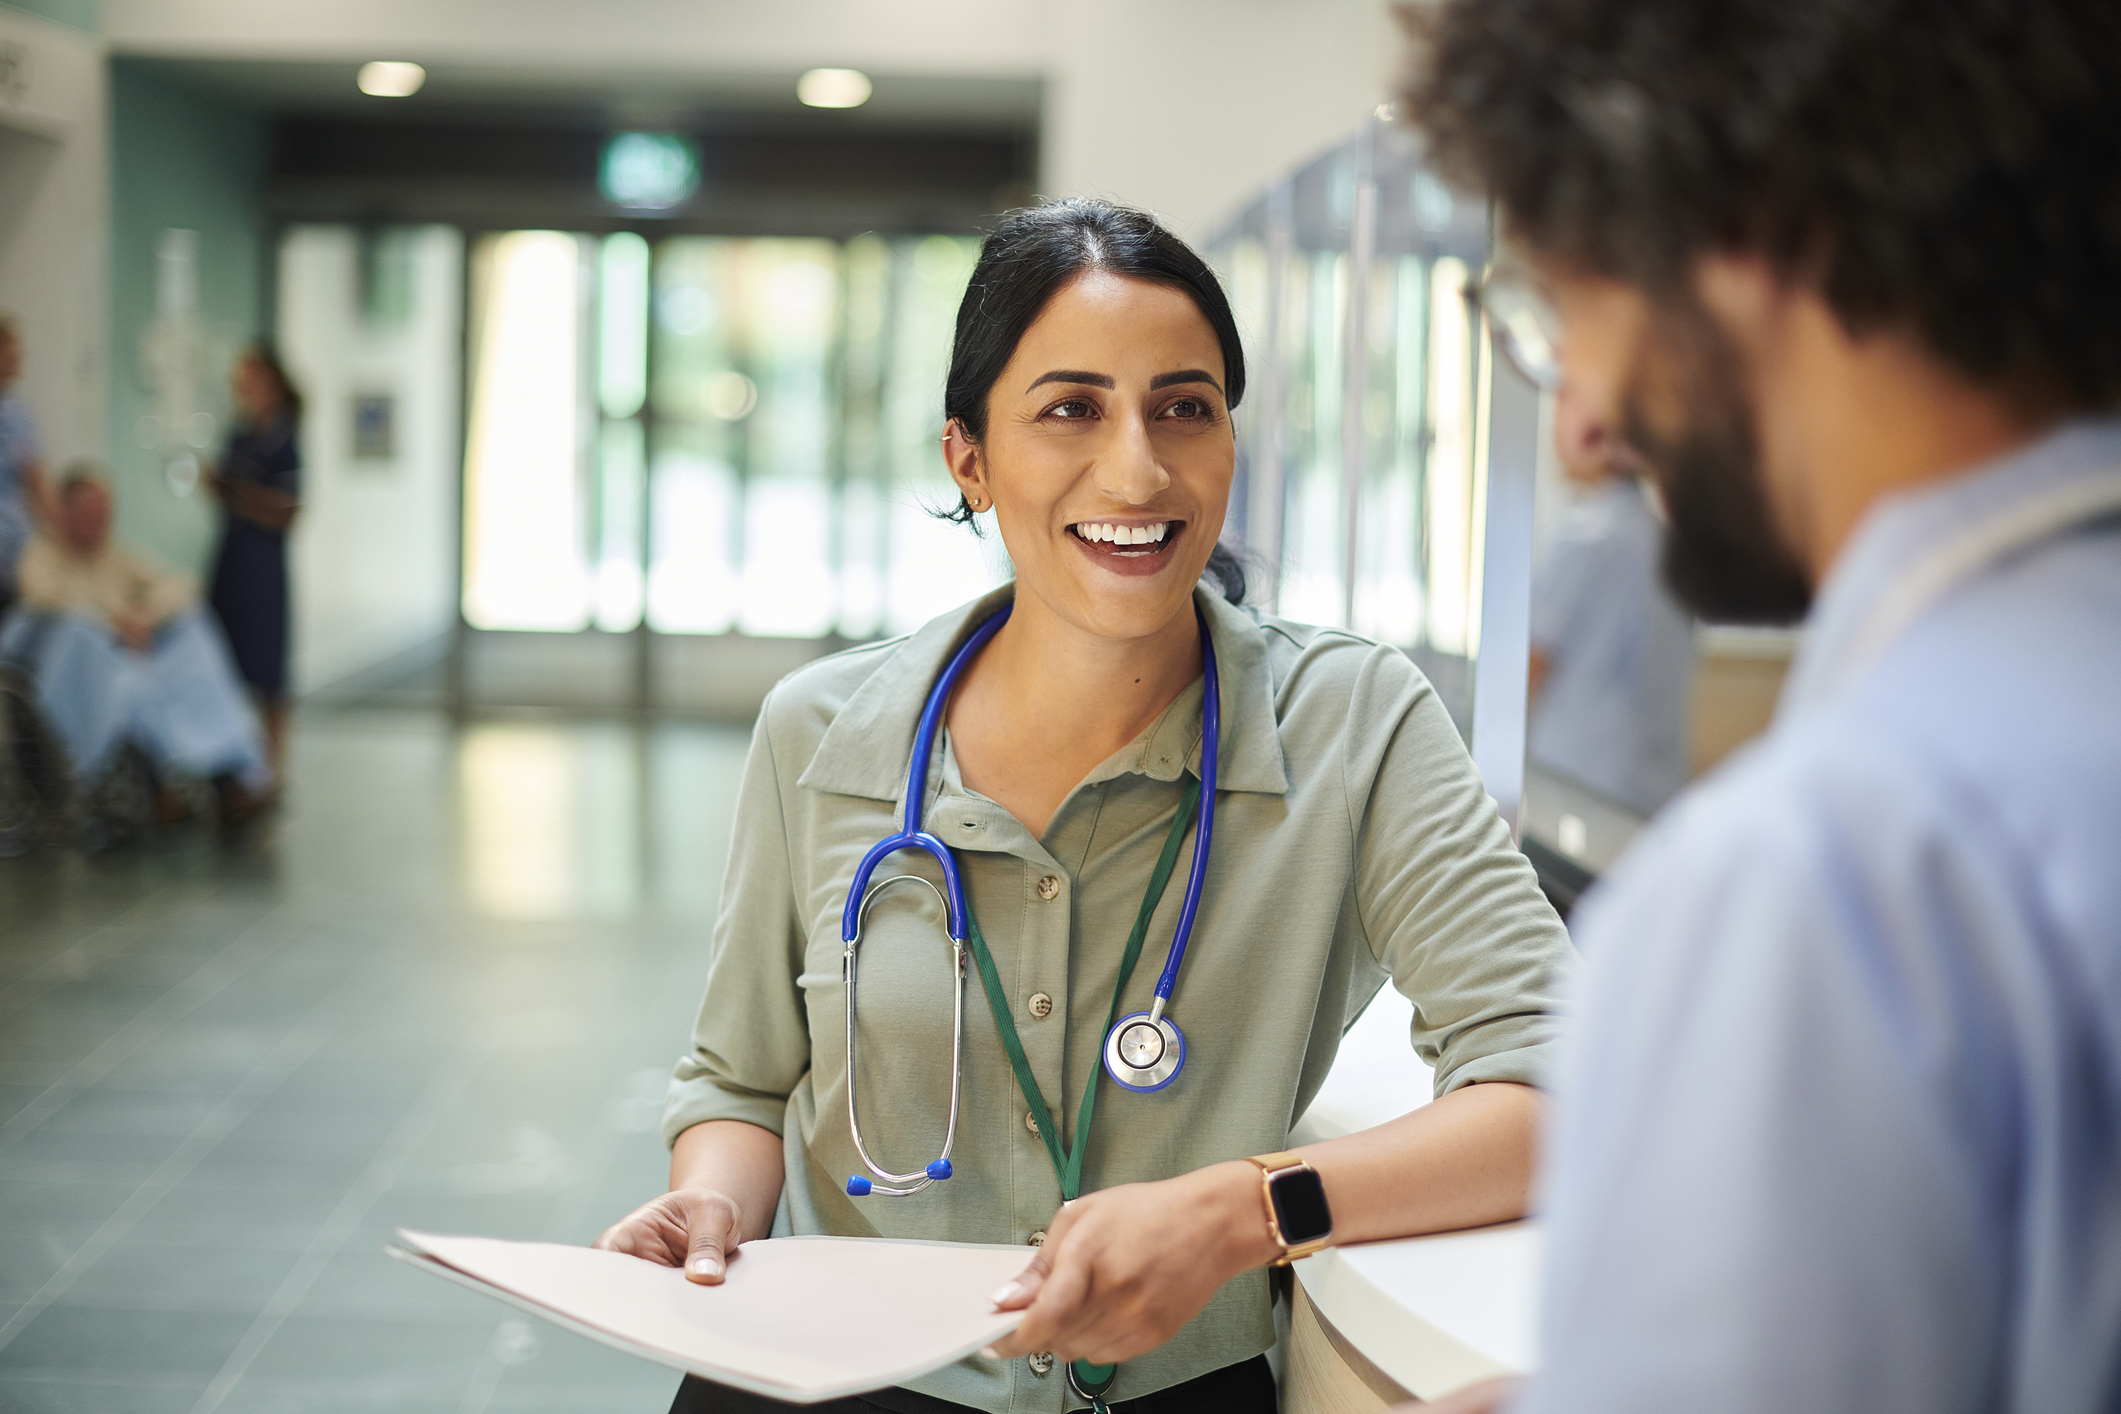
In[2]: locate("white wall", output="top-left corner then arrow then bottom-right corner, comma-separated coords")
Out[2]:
98,0 -> 1403,242
278,225 -> 462,693
0,6 -> 106,472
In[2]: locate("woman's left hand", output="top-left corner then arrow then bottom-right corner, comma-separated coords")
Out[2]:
984,1160 -> 1277,1367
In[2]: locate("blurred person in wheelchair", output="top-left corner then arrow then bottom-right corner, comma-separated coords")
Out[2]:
0,464 -> 274,843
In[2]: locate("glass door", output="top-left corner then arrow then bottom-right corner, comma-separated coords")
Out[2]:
462,230 -> 596,634
457,229 -> 1007,711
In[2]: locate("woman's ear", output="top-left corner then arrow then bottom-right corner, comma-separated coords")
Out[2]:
942,419 -> 990,512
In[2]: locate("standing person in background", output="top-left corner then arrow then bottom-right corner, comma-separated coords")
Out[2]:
1526,378 -> 1695,815
0,315 -> 58,616
206,341 -> 301,791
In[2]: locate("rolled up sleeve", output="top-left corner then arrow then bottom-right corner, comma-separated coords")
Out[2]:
1346,646 -> 1577,1093
661,698 -> 814,1146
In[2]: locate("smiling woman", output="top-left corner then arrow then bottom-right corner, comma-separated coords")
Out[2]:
599,200 -> 1575,1414
933,212 -> 1245,835
935,201 -> 1250,611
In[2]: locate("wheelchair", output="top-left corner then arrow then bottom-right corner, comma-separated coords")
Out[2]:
0,656 -> 71,856
0,609 -> 166,855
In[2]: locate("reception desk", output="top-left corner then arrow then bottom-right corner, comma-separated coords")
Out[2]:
1282,990 -> 1540,1408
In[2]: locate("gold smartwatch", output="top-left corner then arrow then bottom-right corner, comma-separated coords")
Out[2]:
1244,1151 -> 1335,1265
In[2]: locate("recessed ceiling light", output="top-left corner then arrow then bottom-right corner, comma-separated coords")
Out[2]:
797,68 -> 872,109
358,61 -> 426,98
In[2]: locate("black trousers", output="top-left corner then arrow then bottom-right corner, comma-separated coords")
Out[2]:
668,1355 -> 1277,1414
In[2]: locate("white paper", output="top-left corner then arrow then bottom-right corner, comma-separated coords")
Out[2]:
388,1231 -> 1031,1404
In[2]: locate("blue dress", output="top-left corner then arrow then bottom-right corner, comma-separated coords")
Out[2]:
208,417 -> 299,697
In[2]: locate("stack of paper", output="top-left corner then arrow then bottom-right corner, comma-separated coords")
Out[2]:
389,1231 -> 1032,1404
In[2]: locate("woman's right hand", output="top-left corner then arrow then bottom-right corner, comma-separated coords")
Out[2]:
593,1187 -> 747,1285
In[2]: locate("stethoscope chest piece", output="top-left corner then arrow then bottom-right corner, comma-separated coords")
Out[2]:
1102,1010 -> 1185,1092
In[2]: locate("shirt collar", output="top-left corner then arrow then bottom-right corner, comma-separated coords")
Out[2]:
1781,415 -> 2121,718
796,583 -> 1290,805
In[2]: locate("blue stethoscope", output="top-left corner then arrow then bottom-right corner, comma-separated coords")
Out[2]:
841,601 -> 1220,1198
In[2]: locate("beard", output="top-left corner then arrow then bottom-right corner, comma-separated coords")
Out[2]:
1619,299 -> 1813,626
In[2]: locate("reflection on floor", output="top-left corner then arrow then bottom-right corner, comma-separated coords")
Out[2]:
0,709 -> 753,1413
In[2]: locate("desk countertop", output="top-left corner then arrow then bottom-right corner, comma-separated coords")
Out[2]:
1286,988 -> 1541,1399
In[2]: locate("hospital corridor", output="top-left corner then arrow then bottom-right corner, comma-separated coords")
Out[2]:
2,711 -> 754,1410
4,0 -> 2118,1411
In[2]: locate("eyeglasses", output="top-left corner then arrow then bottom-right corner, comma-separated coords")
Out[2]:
1468,266 -> 1564,392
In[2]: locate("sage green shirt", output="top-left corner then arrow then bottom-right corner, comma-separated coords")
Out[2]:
664,584 -> 1575,1411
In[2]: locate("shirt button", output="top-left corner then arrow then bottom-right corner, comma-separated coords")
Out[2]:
1027,992 -> 1053,1019
1025,1110 -> 1040,1136
1027,1352 -> 1055,1376
1036,875 -> 1061,901
1028,1230 -> 1047,1247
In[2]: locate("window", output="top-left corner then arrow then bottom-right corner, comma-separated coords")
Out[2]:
461,230 -> 1006,639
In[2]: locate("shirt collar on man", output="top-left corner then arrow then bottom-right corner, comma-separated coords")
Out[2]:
796,584 -> 1290,806
1781,415 -> 2121,719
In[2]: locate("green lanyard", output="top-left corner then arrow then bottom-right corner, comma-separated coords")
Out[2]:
957,777 -> 1200,1406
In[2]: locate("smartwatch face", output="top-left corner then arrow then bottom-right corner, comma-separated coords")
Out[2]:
1268,1167 -> 1333,1245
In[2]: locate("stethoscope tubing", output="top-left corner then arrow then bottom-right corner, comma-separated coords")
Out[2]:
837,605 -> 1013,947
840,595 -> 1220,1192
843,875 -> 966,1196
1153,604 -> 1218,1009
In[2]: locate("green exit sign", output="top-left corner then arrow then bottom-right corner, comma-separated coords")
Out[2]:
600,132 -> 701,210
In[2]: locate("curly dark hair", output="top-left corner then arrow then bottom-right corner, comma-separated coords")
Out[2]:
1399,0 -> 2121,410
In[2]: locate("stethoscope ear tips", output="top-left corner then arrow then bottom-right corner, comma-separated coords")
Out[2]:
847,1163 -> 946,1196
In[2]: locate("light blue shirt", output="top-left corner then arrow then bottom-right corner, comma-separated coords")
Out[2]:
0,391 -> 39,588
1521,419 -> 2121,1413
1528,477 -> 1696,814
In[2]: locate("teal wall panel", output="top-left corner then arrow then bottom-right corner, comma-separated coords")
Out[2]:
0,0 -> 96,34
107,58 -> 266,571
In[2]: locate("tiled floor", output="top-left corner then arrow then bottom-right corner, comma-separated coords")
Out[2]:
0,709 -> 753,1413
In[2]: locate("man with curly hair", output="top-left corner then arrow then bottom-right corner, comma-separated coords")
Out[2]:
1397,0 -> 2121,1409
